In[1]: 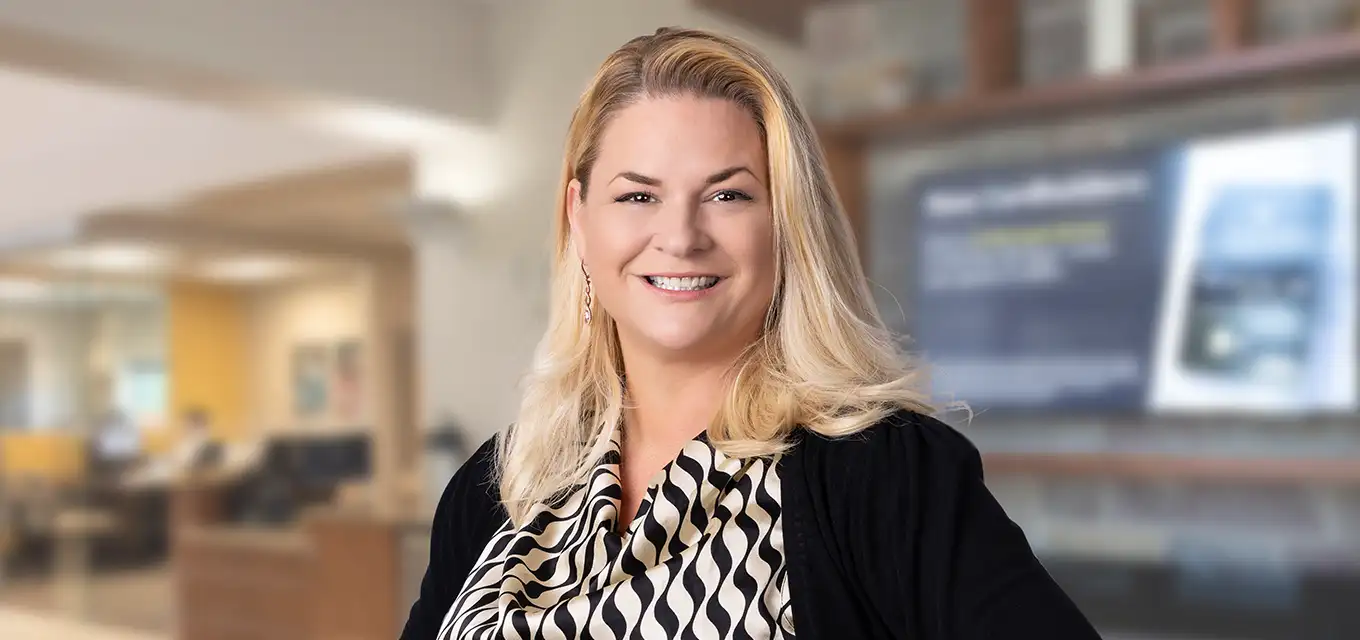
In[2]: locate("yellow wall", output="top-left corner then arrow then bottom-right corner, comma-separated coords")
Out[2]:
0,432 -> 85,483
168,282 -> 249,445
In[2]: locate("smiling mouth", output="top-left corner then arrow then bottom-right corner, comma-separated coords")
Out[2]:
644,275 -> 721,292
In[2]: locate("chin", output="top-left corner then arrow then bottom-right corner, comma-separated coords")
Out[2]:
621,315 -> 729,356
637,327 -> 716,354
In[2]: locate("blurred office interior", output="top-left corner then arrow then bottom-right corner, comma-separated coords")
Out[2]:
0,1 -> 1358,639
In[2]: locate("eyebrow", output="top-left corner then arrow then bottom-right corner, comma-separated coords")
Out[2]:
608,165 -> 761,188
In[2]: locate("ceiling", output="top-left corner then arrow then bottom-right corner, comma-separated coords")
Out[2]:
0,155 -> 412,290
0,65 -> 401,236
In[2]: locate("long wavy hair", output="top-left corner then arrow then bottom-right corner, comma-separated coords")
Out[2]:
497,27 -> 932,525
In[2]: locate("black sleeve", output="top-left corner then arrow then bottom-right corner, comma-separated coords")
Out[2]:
400,436 -> 505,640
813,411 -> 1101,639
942,432 -> 1101,639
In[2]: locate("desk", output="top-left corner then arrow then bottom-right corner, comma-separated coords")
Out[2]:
176,526 -> 313,640
171,481 -> 421,640
308,510 -> 416,640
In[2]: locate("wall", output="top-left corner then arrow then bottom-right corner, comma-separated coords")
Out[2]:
168,282 -> 248,441
246,271 -> 369,434
0,305 -> 91,429
414,0 -> 814,445
0,431 -> 85,482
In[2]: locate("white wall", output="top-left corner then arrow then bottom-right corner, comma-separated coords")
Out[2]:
415,0 -> 812,443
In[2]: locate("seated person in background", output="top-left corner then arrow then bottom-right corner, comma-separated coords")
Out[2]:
172,408 -> 221,474
88,409 -> 142,485
92,409 -> 141,465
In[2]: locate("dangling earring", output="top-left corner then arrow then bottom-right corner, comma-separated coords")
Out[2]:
581,263 -> 593,325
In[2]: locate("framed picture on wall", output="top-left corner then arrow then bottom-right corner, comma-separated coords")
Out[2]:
292,343 -> 330,419
331,340 -> 364,423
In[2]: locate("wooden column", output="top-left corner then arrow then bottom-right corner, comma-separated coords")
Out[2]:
363,255 -> 421,520
966,0 -> 1022,94
820,131 -> 868,268
1212,0 -> 1255,52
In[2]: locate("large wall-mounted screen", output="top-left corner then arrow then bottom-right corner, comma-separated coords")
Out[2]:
902,123 -> 1357,415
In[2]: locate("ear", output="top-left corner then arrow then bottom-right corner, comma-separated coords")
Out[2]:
567,178 -> 587,261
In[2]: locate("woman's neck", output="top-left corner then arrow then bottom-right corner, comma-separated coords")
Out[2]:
621,355 -> 730,449
613,349 -> 735,532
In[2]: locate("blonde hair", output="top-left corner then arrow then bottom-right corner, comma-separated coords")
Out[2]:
498,27 -> 932,525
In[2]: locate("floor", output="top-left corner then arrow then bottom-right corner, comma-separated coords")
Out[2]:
0,564 -> 173,637
0,607 -> 166,640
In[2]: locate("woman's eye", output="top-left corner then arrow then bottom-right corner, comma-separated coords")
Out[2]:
711,189 -> 752,203
615,192 -> 656,204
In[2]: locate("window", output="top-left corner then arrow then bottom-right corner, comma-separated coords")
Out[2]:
114,359 -> 166,428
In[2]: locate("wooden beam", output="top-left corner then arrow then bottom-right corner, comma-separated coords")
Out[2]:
966,0 -> 1022,94
1212,0 -> 1255,52
823,34 -> 1360,143
985,451 -> 1360,486
80,210 -> 410,260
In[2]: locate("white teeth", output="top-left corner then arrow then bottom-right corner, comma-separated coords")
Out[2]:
648,276 -> 718,291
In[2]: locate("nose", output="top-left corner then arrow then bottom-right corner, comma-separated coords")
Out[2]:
653,198 -> 712,257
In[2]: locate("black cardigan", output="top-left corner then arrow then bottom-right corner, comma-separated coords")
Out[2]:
401,411 -> 1101,639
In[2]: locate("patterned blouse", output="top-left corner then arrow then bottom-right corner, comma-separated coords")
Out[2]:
438,423 -> 796,639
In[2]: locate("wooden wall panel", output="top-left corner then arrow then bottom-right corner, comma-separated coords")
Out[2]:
308,515 -> 403,640
176,529 -> 314,640
1213,0 -> 1256,52
966,0 -> 1022,94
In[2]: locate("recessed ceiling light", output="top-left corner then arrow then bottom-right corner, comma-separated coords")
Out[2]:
0,277 -> 49,300
49,244 -> 173,273
199,256 -> 306,283
313,104 -> 474,146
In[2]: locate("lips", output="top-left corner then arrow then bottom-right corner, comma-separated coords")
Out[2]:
644,275 -> 720,291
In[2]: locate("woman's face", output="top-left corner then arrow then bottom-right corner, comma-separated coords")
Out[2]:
569,95 -> 776,363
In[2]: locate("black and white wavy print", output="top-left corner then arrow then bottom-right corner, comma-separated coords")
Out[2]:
439,426 -> 795,639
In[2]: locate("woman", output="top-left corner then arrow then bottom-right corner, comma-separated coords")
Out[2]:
403,27 -> 1099,640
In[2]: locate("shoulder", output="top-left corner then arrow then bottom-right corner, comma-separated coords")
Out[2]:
789,408 -> 983,483
402,436 -> 507,640
782,409 -> 986,522
433,435 -> 507,537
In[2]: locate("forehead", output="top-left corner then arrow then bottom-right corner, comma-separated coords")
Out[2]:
592,96 -> 767,181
